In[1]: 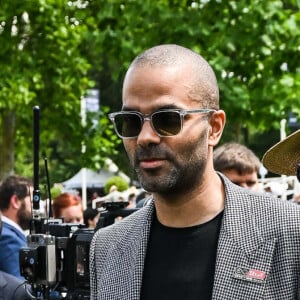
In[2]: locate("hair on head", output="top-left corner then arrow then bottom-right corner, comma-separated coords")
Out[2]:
127,44 -> 219,110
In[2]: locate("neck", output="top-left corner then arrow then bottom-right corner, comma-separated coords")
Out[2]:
153,171 -> 225,227
1,210 -> 18,225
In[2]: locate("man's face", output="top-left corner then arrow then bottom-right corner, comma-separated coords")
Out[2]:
122,65 -> 211,195
221,169 -> 260,191
17,187 -> 33,230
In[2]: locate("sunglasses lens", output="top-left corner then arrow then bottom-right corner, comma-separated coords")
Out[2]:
114,113 -> 142,138
152,111 -> 181,136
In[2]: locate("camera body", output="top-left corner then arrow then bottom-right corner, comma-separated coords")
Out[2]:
20,233 -> 56,286
20,217 -> 93,299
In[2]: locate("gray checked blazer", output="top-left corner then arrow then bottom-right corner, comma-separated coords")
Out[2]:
90,174 -> 300,299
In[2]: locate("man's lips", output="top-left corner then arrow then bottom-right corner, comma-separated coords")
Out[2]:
139,158 -> 165,169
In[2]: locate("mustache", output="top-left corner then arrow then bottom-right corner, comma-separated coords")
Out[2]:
134,145 -> 172,163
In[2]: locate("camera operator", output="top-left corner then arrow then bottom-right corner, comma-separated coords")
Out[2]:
0,175 -> 33,279
0,211 -> 32,299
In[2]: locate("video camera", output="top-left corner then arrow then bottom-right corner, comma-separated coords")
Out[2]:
19,106 -> 138,299
19,214 -> 94,299
20,205 -> 136,299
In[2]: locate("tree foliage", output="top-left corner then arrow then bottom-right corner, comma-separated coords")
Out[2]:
0,0 -> 118,183
85,0 -> 300,131
0,0 -> 299,183
104,176 -> 129,194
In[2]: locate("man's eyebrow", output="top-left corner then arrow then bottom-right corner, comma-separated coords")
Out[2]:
121,106 -> 135,111
121,104 -> 181,111
158,104 -> 181,110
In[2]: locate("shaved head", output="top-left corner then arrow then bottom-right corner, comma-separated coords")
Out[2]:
126,44 -> 219,109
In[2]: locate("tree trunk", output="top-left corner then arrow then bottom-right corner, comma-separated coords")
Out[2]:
0,110 -> 16,181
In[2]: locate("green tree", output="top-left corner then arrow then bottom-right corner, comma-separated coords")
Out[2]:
0,0 -> 118,184
104,176 -> 129,194
85,0 -> 300,140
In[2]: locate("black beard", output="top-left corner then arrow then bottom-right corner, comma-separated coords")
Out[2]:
132,141 -> 207,196
17,202 -> 31,230
135,158 -> 206,196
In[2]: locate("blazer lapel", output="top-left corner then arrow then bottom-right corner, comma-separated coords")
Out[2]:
212,176 -> 276,299
98,203 -> 154,299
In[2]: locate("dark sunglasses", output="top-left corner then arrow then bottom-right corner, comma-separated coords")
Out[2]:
108,108 -> 216,139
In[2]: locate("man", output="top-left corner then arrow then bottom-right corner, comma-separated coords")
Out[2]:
0,212 -> 31,299
0,175 -> 33,279
90,44 -> 300,299
213,142 -> 261,191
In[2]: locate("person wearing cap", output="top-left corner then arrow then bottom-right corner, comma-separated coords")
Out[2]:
90,44 -> 300,300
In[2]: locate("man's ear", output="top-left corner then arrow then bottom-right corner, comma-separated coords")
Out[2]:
208,110 -> 226,147
11,194 -> 21,209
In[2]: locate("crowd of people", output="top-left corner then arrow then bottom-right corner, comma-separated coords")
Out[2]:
0,43 -> 299,300
0,174 -> 148,299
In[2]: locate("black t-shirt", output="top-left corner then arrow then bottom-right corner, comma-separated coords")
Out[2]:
141,211 -> 223,300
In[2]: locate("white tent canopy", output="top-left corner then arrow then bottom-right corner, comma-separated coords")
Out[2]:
61,168 -> 118,189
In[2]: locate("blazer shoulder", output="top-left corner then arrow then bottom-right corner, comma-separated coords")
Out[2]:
92,202 -> 154,247
222,173 -> 300,215
2,222 -> 26,241
222,174 -> 300,237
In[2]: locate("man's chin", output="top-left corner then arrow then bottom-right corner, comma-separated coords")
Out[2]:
139,178 -> 173,194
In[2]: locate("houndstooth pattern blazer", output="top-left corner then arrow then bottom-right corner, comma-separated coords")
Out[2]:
90,174 -> 300,299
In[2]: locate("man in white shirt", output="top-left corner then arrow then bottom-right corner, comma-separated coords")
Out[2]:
0,175 -> 33,279
0,211 -> 32,299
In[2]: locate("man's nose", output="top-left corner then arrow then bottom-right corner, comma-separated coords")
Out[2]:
136,120 -> 161,146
